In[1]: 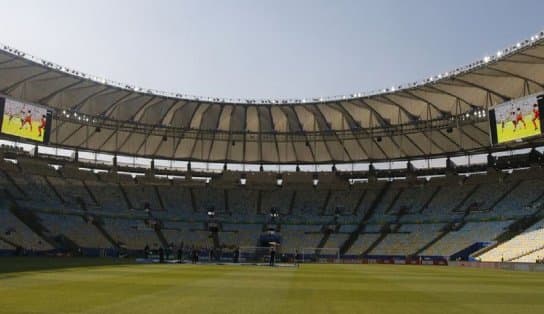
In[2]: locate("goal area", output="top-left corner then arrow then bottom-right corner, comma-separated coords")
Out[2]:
301,248 -> 340,263
237,246 -> 340,264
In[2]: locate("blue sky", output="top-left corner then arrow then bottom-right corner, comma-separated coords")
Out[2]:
0,0 -> 542,99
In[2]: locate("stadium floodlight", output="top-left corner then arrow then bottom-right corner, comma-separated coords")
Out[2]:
240,173 -> 247,185
312,173 -> 319,187
483,56 -> 491,63
276,174 -> 283,187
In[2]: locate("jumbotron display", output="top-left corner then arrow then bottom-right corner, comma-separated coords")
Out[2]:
0,97 -> 52,143
489,94 -> 544,145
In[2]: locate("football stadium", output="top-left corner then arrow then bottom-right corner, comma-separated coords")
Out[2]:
2,3 -> 544,314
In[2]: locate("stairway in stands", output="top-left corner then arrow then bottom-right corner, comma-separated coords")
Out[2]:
362,223 -> 401,256
154,186 -> 166,211
76,197 -> 119,249
153,224 -> 169,248
316,230 -> 331,250
415,194 -> 479,256
118,184 -> 133,210
91,217 -> 119,249
82,180 -> 100,206
44,176 -> 65,204
8,203 -> 67,250
413,222 -> 461,256
339,182 -> 391,256
362,203 -> 411,256
452,184 -> 480,212
0,234 -> 18,248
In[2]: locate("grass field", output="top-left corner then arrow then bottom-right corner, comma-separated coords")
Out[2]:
1,258 -> 544,313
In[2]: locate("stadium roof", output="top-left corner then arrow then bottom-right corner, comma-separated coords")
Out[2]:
1,31 -> 544,164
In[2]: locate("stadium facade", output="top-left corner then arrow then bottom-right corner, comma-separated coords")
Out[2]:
1,31 -> 544,264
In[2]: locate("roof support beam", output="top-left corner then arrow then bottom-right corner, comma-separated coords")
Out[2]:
171,102 -> 202,159
352,99 -> 389,127
280,106 -> 316,163
309,105 -> 352,162
37,79 -> 85,104
205,105 -> 227,161
398,90 -> 448,117
451,77 -> 511,101
189,105 -> 214,160
51,86 -> 112,134
518,52 -> 544,63
328,102 -> 370,158
2,69 -> 50,94
0,56 -> 18,66
0,64 -> 34,71
266,107 -> 281,163
378,95 -> 419,121
487,66 -> 544,89
424,85 -> 478,110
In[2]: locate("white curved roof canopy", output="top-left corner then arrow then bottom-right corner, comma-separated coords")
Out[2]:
1,33 -> 544,164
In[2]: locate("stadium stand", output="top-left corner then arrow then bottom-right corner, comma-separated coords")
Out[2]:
0,205 -> 53,251
2,150 -> 544,262
1,26 -> 544,270
370,223 -> 445,256
102,218 -> 161,250
479,218 -> 544,262
421,221 -> 512,257
36,212 -> 111,249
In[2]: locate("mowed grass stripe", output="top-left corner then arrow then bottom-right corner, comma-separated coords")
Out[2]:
1,258 -> 544,314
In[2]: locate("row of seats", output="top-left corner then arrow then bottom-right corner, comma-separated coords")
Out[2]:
370,224 -> 445,256
4,159 -> 544,225
479,218 -> 544,261
37,212 -> 111,248
0,206 -> 53,251
422,221 -> 512,256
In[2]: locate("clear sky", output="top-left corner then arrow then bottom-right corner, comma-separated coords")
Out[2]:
0,0 -> 542,100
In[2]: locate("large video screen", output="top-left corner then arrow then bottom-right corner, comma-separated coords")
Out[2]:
489,94 -> 544,145
0,97 -> 52,143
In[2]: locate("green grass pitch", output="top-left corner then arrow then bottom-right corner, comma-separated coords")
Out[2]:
1,258 -> 544,314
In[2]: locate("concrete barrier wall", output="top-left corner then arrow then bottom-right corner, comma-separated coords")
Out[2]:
450,261 -> 544,272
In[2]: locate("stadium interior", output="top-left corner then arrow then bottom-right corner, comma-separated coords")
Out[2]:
1,31 -> 544,267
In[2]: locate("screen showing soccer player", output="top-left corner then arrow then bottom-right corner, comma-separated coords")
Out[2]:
489,94 -> 544,145
0,97 -> 52,143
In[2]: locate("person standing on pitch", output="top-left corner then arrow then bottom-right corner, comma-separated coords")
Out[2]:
159,247 -> 165,263
269,245 -> 276,267
234,247 -> 240,263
